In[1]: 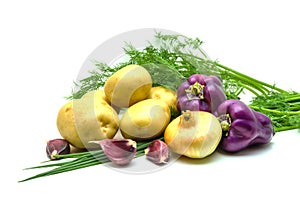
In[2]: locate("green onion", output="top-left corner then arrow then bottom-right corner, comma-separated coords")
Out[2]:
19,137 -> 163,182
20,32 -> 300,182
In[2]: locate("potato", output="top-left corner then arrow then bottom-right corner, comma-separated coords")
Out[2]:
120,99 -> 171,141
81,89 -> 110,104
147,86 -> 177,111
57,93 -> 119,149
81,90 -> 120,113
104,64 -> 152,108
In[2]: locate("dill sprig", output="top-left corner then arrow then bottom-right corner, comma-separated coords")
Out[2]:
20,31 -> 300,183
67,62 -> 129,100
249,92 -> 300,132
67,32 -> 299,132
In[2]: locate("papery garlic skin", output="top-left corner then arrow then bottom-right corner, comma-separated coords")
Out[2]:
46,139 -> 71,160
145,140 -> 169,164
92,139 -> 137,165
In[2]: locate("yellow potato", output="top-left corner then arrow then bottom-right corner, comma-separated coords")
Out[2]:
104,64 -> 152,108
57,94 -> 119,149
120,99 -> 171,141
81,89 -> 110,104
147,86 -> 177,111
81,90 -> 120,113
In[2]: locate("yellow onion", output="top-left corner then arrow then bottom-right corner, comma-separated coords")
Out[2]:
164,110 -> 222,158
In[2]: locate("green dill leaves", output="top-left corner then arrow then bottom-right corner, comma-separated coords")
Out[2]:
67,61 -> 128,100
67,31 -> 300,132
250,92 -> 300,132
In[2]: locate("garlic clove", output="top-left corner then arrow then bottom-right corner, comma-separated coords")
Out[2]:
91,139 -> 137,165
46,139 -> 71,160
144,140 -> 169,164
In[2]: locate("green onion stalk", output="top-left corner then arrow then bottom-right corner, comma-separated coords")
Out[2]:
20,32 -> 300,182
19,138 -> 159,182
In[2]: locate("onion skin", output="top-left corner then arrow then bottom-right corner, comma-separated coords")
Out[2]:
164,111 -> 222,158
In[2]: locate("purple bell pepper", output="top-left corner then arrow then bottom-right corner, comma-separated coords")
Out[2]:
215,99 -> 275,152
177,74 -> 226,113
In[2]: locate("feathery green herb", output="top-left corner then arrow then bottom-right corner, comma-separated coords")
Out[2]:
68,32 -> 299,132
20,32 -> 300,182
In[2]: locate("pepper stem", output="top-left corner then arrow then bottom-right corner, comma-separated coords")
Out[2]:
218,114 -> 232,137
185,82 -> 205,100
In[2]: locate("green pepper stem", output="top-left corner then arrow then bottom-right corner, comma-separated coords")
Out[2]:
218,114 -> 232,137
185,82 -> 205,100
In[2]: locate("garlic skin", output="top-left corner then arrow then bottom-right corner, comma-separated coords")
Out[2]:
46,139 -> 70,160
92,139 -> 137,165
144,140 -> 169,164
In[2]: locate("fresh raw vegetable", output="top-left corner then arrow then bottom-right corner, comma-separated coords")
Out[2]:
68,33 -> 299,132
57,92 -> 119,149
249,92 -> 300,132
216,100 -> 274,152
120,99 -> 171,141
84,90 -> 121,114
124,34 -> 300,132
46,139 -> 70,160
19,138 -> 162,182
56,100 -> 83,148
81,90 -> 120,113
104,64 -> 152,108
90,139 -> 137,165
177,74 -> 226,113
164,110 -> 222,158
20,31 -> 300,182
147,86 -> 177,112
144,139 -> 169,164
81,89 -> 110,104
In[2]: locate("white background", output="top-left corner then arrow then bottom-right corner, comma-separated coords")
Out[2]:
1,0 -> 300,199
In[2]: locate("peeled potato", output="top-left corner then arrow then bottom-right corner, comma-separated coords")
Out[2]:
57,93 -> 119,149
104,64 -> 152,108
120,99 -> 171,141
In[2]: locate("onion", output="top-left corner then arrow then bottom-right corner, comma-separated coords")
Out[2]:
164,110 -> 222,158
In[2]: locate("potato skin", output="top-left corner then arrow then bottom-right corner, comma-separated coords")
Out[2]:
104,64 -> 152,108
120,99 -> 171,141
56,101 -> 81,147
81,89 -> 110,104
57,94 -> 119,149
147,86 -> 177,111
81,90 -> 120,113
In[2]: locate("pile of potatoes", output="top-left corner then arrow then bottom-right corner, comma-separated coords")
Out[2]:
57,64 -> 177,149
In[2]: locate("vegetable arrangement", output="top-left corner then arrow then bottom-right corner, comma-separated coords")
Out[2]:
20,31 -> 300,182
